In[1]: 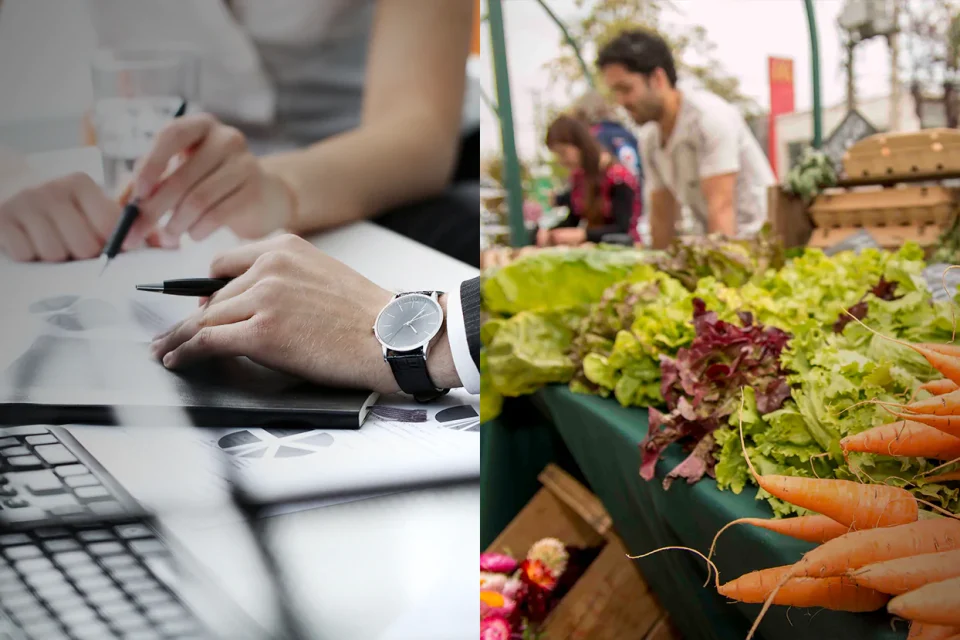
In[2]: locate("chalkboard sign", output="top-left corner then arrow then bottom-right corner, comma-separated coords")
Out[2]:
822,110 -> 879,171
923,262 -> 960,302
823,229 -> 882,256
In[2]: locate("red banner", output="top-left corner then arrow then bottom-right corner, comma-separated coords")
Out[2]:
768,57 -> 795,179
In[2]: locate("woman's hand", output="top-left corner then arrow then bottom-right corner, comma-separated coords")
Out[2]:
125,114 -> 296,248
550,227 -> 587,246
150,234 -> 403,393
536,228 -> 552,247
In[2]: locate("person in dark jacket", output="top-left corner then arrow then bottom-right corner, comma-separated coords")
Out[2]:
572,90 -> 643,182
537,115 -> 641,247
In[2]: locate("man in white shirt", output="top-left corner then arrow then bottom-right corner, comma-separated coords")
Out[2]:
596,30 -> 775,249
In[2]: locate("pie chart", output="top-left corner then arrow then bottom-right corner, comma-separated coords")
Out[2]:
435,405 -> 480,432
218,428 -> 335,459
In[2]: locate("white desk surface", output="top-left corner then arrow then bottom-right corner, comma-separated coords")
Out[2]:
13,146 -> 480,640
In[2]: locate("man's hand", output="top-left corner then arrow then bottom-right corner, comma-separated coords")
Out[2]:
0,172 -> 177,262
536,228 -> 552,247
700,173 -> 737,237
126,114 -> 296,248
150,235 -> 398,392
550,227 -> 587,246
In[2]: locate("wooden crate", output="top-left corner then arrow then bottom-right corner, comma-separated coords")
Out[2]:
767,185 -> 813,249
486,464 -> 680,640
843,129 -> 960,180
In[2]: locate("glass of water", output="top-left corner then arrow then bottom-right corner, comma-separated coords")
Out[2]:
91,46 -> 199,196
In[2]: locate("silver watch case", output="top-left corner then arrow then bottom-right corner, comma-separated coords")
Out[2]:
372,291 -> 443,361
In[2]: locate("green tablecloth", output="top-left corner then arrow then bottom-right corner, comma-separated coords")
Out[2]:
489,387 -> 907,640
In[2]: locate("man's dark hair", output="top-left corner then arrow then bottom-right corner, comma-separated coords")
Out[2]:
596,30 -> 678,88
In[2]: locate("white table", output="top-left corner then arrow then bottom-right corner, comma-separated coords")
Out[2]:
12,145 -> 480,640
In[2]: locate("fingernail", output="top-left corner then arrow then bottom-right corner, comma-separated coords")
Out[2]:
162,352 -> 174,367
161,230 -> 180,249
135,179 -> 153,200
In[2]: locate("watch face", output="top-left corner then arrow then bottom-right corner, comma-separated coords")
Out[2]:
375,295 -> 443,351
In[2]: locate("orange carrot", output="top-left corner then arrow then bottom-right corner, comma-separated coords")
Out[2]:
717,565 -> 889,611
888,576 -> 960,626
708,515 -> 849,560
848,315 -> 960,386
922,344 -> 960,359
738,397 -> 918,529
840,420 -> 960,460
920,379 -> 960,396
900,389 -> 960,416
848,549 -> 960,595
923,471 -> 960,484
887,411 -> 960,439
908,623 -> 960,640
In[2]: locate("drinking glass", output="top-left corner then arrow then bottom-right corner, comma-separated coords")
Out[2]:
91,45 -> 200,196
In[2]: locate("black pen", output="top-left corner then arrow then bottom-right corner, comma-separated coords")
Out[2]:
98,99 -> 189,276
135,278 -> 232,297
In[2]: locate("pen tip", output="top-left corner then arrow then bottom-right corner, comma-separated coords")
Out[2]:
97,254 -> 109,277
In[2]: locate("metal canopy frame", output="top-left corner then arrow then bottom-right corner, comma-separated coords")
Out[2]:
485,0 -> 823,247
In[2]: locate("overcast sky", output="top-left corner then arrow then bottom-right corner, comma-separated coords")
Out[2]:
480,0 -> 896,160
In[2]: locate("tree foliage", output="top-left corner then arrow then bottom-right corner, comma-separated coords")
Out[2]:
545,0 -> 759,116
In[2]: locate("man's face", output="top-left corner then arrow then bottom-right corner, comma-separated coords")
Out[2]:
601,63 -> 664,125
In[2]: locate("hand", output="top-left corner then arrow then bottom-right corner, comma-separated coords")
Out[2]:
0,172 -> 177,262
150,234 -> 460,394
536,228 -> 552,247
550,227 -> 587,246
126,114 -> 296,249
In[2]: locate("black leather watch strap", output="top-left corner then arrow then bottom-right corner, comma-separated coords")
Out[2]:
386,352 -> 449,403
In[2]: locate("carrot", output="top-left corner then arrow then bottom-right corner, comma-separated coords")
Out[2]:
840,420 -> 960,460
922,471 -> 960,484
886,410 -> 960,439
708,515 -> 849,560
919,379 -> 960,396
746,519 -> 960,640
908,623 -> 960,640
848,549 -> 960,595
922,344 -> 960,359
888,576 -> 960,626
847,315 -> 960,386
717,565 -> 889,611
899,389 -> 960,416
738,396 -> 918,529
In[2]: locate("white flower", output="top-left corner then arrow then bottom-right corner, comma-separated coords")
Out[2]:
527,537 -> 568,578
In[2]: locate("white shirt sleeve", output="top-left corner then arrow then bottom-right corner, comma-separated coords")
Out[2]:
444,282 -> 480,395
696,108 -> 742,179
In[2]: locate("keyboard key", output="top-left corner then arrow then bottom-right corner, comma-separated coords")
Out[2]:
0,484 -> 17,497
90,501 -> 126,516
9,603 -> 50,624
115,524 -> 152,540
88,541 -> 125,556
65,474 -> 100,489
71,621 -> 113,640
4,497 -> 30,508
3,591 -> 36,609
123,578 -> 159,594
25,570 -> 67,589
2,507 -> 46,524
0,437 -> 18,448
49,504 -> 86,516
7,455 -> 42,469
98,600 -> 137,617
43,538 -> 81,553
55,464 -> 89,477
130,539 -> 166,556
158,619 -> 200,636
145,602 -> 186,622
143,558 -> 176,589
74,574 -> 113,594
86,585 -> 125,605
102,555 -> 137,570
77,529 -> 114,543
0,533 -> 31,545
76,486 -> 112,502
34,527 -> 69,538
110,565 -> 147,581
34,581 -> 77,601
0,446 -> 30,456
111,612 -> 149,632
5,544 -> 41,560
47,594 -> 86,615
132,589 -> 171,607
15,557 -> 54,572
4,426 -> 49,436
53,550 -> 91,566
123,630 -> 162,640
64,563 -> 101,579
21,620 -> 65,638
23,470 -> 67,496
59,606 -> 97,625
34,444 -> 77,466
25,435 -> 58,446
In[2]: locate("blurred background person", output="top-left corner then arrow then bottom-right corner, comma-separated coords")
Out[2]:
537,114 -> 640,247
0,0 -> 480,266
571,89 -> 642,182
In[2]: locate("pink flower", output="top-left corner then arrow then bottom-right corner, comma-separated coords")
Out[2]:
480,616 -> 512,640
502,576 -> 523,601
480,590 -> 516,620
480,572 -> 507,592
480,552 -> 518,574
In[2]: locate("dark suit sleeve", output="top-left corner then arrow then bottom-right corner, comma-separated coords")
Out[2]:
460,277 -> 480,369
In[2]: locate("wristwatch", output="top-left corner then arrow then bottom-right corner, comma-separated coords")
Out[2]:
373,291 -> 449,402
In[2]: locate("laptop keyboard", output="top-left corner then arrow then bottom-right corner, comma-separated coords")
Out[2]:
0,427 -> 212,639
0,426 -> 129,525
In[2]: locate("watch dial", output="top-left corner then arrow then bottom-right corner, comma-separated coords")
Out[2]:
376,296 -> 442,350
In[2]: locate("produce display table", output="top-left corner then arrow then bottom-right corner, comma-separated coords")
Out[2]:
485,386 -> 908,640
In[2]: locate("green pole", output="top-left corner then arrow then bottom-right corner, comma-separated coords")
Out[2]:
488,0 -> 528,247
532,0 -> 594,87
804,0 -> 823,148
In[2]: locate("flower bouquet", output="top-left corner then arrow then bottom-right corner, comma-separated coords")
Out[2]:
479,537 -> 602,639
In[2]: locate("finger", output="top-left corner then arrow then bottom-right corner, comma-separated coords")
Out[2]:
151,292 -> 256,359
169,156 -> 250,239
142,129 -> 240,230
44,202 -> 101,260
17,210 -> 68,262
200,264 -> 260,307
187,177 -> 253,242
0,219 -> 36,261
67,172 -> 122,241
162,321 -> 257,369
133,113 -> 218,199
144,227 -> 180,250
207,234 -> 306,279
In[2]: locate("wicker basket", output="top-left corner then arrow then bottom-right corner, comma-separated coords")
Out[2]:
486,464 -> 679,640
